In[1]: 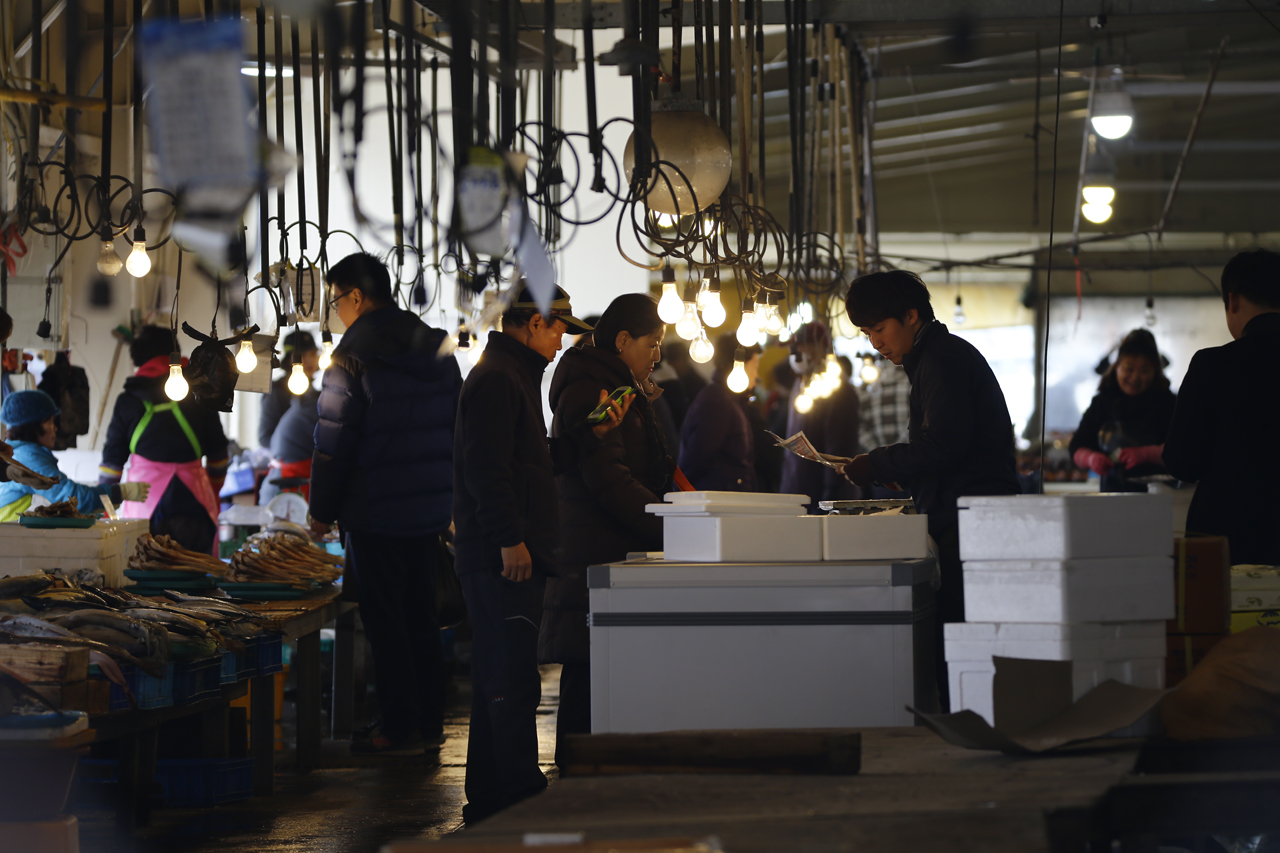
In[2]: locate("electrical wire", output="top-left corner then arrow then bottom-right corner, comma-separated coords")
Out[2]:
1038,0 -> 1066,493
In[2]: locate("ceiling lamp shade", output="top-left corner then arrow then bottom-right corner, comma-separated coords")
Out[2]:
1090,89 -> 1135,140
623,96 -> 732,216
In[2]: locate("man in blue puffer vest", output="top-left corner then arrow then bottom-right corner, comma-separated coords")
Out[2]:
309,252 -> 462,756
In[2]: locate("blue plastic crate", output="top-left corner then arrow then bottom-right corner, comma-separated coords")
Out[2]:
254,636 -> 283,676
220,653 -> 238,685
155,758 -> 254,807
172,657 -> 222,706
106,663 -> 174,712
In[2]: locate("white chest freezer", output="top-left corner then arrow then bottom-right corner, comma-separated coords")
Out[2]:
588,557 -> 938,733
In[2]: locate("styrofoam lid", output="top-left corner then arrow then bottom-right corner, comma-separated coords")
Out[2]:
646,503 -> 807,517
664,491 -> 810,505
944,621 -> 1167,641
957,493 -> 1172,509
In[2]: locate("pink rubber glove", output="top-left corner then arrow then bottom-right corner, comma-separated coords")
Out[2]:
1115,445 -> 1164,469
1073,447 -> 1113,476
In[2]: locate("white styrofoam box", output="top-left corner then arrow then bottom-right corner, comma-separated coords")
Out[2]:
944,621 -> 1166,664
662,515 -> 823,562
0,519 -> 149,588
664,491 -> 809,505
948,656 -> 1166,726
962,556 -> 1174,623
646,503 -> 806,517
957,493 -> 1173,562
1231,565 -> 1280,611
822,513 -> 929,561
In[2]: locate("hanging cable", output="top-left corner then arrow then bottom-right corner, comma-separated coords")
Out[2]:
1038,0 -> 1066,493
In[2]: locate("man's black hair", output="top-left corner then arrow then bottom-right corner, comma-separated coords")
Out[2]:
712,333 -> 760,376
845,270 -> 936,328
1221,248 -> 1280,310
130,325 -> 177,366
326,252 -> 394,305
282,329 -> 318,354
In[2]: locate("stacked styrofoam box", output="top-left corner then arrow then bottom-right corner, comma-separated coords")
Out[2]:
648,492 -> 822,562
0,519 -> 149,588
948,494 -> 1175,724
821,513 -> 929,561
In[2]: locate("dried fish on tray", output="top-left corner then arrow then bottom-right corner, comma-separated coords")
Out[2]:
22,498 -> 95,519
128,533 -> 230,577
226,532 -> 344,587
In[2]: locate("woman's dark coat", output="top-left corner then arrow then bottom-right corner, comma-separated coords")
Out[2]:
539,345 -> 667,664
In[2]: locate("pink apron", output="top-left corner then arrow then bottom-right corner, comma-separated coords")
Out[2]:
120,456 -> 220,556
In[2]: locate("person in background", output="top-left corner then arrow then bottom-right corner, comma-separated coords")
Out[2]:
544,293 -> 666,766
308,252 -> 462,756
856,359 -> 913,500
679,335 -> 761,491
1069,329 -> 1176,492
259,330 -> 321,450
655,339 -> 708,432
0,306 -> 12,464
841,270 -> 1020,712
100,326 -> 227,554
452,283 -> 624,824
0,390 -> 148,519
1164,248 -> 1280,565
779,321 -> 861,510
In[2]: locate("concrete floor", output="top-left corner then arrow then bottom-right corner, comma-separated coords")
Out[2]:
75,666 -> 564,853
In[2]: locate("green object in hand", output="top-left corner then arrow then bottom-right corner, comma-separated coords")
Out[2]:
587,386 -> 634,424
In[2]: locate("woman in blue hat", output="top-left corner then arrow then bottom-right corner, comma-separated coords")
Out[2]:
0,390 -> 150,521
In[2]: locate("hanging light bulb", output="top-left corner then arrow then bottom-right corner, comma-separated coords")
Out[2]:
700,272 -> 726,328
860,356 -> 880,385
1090,88 -> 1135,140
657,265 -> 683,324
164,353 -> 188,401
125,227 -> 151,277
764,296 -> 786,336
1081,202 -> 1114,224
97,238 -> 124,277
468,343 -> 485,365
234,339 -> 257,373
287,362 -> 309,395
695,275 -> 711,310
794,393 -> 814,414
456,321 -> 474,353
689,329 -> 714,364
726,346 -> 750,393
675,288 -> 702,341
1144,296 -> 1157,327
318,331 -> 334,370
736,297 -> 758,347
953,294 -> 967,325
1082,185 -> 1116,206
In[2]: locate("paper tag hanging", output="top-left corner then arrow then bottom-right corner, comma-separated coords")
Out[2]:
457,147 -> 510,257
511,200 -> 555,317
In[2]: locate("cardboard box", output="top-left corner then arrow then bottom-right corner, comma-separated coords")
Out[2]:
1166,632 -> 1226,687
1168,536 -> 1231,635
0,814 -> 79,853
1231,610 -> 1280,633
0,646 -> 89,683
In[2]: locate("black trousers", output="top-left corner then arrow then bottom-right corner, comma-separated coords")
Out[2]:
934,524 -> 964,713
554,662 -> 591,769
344,530 -> 445,742
459,569 -> 547,824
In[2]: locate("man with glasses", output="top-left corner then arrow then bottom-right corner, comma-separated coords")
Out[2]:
309,252 -> 463,755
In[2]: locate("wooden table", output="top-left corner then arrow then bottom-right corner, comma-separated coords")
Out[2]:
87,588 -> 359,829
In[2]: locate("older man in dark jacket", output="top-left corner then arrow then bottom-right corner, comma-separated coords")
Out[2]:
453,284 -> 621,825
1163,249 -> 1280,565
842,270 -> 1020,711
310,253 -> 461,756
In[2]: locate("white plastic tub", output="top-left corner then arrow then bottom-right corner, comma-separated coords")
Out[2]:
822,514 -> 929,561
962,556 -> 1174,623
957,493 -> 1173,562
661,515 -> 823,562
0,519 -> 149,588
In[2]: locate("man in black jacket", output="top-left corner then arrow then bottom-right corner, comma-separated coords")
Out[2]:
1163,249 -> 1280,565
841,270 -> 1020,711
309,253 -> 462,756
453,284 -> 626,824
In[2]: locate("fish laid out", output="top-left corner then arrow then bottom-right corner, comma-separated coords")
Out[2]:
128,533 -> 230,577
226,532 -> 344,587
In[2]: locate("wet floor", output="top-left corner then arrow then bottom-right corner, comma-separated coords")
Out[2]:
76,666 -> 564,853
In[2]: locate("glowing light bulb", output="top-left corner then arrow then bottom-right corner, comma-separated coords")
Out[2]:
794,393 -> 814,414
696,278 -> 711,310
164,355 -> 188,401
1081,202 -> 1113,224
318,340 -> 333,370
657,269 -> 683,324
764,304 -> 786,336
701,289 -> 726,328
860,358 -> 880,385
1090,114 -> 1132,140
689,329 -> 714,364
1144,297 -> 1157,327
676,301 -> 702,341
125,240 -> 151,277
825,357 -> 841,379
456,327 -> 474,353
468,343 -> 485,364
288,363 -> 309,395
736,300 -> 758,347
1082,185 -> 1115,206
97,240 -> 124,276
235,340 -> 258,373
953,295 -> 967,325
727,351 -> 750,394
